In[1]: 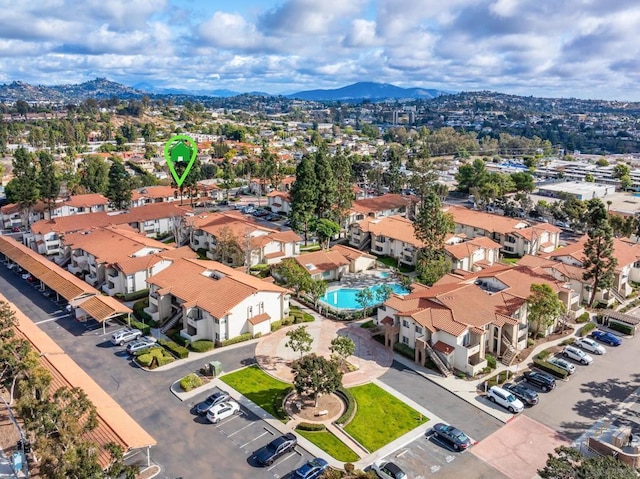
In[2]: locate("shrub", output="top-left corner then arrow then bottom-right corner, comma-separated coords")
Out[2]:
533,359 -> 569,379
157,356 -> 175,367
137,353 -> 154,368
133,298 -> 152,323
485,353 -> 497,370
360,320 -> 375,329
273,386 -> 293,421
608,321 -> 634,336
579,322 -> 597,337
576,312 -> 591,323
190,340 -> 214,353
170,332 -> 190,348
179,373 -> 203,392
130,320 -> 150,336
158,338 -> 189,359
220,332 -> 253,347
536,349 -> 552,360
123,289 -> 149,301
561,337 -> 576,346
271,320 -> 283,332
486,370 -> 510,387
393,343 -> 415,361
335,387 -> 356,426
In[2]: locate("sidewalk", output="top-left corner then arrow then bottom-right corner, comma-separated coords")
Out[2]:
393,327 -> 582,424
0,448 -> 16,479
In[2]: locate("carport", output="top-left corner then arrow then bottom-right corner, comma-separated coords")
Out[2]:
76,295 -> 133,334
0,236 -> 97,303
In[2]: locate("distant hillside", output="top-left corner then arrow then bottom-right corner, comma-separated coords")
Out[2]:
131,82 -> 242,98
0,78 -> 142,102
288,82 -> 452,101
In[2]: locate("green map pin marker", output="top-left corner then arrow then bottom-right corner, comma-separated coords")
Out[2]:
164,135 -> 198,187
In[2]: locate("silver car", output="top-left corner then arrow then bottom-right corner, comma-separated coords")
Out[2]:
111,328 -> 142,346
575,337 -> 606,355
126,338 -> 156,354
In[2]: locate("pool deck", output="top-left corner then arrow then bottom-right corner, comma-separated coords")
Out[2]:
319,271 -> 406,311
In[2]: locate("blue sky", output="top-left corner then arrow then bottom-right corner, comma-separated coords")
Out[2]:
1,0 -> 640,100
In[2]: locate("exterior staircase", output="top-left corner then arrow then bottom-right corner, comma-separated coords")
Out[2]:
610,288 -> 627,305
500,336 -> 518,366
160,310 -> 183,334
424,341 -> 452,377
358,236 -> 371,252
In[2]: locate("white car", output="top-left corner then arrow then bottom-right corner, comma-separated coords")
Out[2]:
548,357 -> 576,375
562,345 -> 593,365
487,386 -> 524,413
575,337 -> 606,355
110,328 -> 142,346
206,400 -> 241,424
371,461 -> 407,479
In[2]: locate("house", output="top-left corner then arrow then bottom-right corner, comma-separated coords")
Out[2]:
349,215 -> 423,266
145,258 -> 290,343
376,263 -> 572,376
187,211 -> 300,267
266,191 -> 292,215
347,193 -> 417,225
293,245 -> 376,280
196,179 -> 223,204
49,193 -> 110,218
130,186 -> 180,207
445,206 -> 561,257
27,203 -> 194,258
444,235 -> 502,272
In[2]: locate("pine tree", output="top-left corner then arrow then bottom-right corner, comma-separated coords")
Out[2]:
331,149 -> 355,230
583,199 -> 617,307
37,151 -> 60,216
8,147 -> 39,225
314,149 -> 337,219
105,160 -> 133,210
79,154 -> 110,193
290,155 -> 318,245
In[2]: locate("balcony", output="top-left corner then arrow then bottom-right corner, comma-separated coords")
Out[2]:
465,343 -> 481,356
107,272 -> 119,283
102,283 -> 117,296
85,274 -> 98,286
68,264 -> 83,275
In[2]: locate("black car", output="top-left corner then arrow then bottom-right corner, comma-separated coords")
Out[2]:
431,423 -> 472,451
254,433 -> 297,466
195,391 -> 231,415
522,371 -> 557,392
504,383 -> 539,406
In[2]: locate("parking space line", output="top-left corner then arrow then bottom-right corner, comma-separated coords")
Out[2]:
227,421 -> 254,437
239,429 -> 270,448
267,450 -> 299,471
35,314 -> 70,324
215,413 -> 243,428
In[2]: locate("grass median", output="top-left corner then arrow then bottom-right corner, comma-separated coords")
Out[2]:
220,365 -> 292,419
344,383 -> 428,452
296,429 -> 359,462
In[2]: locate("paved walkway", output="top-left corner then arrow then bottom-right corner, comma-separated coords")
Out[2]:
255,301 -> 393,387
0,448 -> 16,478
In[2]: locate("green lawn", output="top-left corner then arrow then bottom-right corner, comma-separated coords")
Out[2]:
220,365 -> 292,419
296,429 -> 359,462
374,255 -> 414,273
502,257 -> 519,265
345,383 -> 428,452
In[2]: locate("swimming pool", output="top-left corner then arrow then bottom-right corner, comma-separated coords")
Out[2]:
377,271 -> 391,279
319,283 -> 409,310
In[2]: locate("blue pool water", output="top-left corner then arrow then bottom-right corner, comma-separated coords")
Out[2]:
319,283 -> 409,310
377,271 -> 391,279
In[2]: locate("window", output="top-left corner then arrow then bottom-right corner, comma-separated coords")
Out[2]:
415,326 -> 422,334
462,332 -> 470,347
402,320 -> 409,328
402,336 -> 409,345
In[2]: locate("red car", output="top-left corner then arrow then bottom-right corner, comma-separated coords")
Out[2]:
11,227 -> 20,233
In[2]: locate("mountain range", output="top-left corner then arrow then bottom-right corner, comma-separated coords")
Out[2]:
0,78 -> 452,103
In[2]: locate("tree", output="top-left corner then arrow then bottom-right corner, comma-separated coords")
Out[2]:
79,155 -> 110,193
292,354 -> 343,407
527,283 -> 566,338
416,250 -> 452,286
384,145 -> 404,194
7,147 -> 39,225
538,445 -> 636,479
329,335 -> 355,366
583,200 -> 617,307
455,158 -> 488,193
613,163 -> 631,179
375,284 -> 394,304
221,157 -> 235,200
331,150 -> 355,230
37,151 -> 60,216
355,288 -> 374,318
584,173 -> 595,182
290,155 -> 318,245
307,280 -> 327,308
274,259 -> 311,297
105,160 -> 132,210
510,171 -> 535,192
316,218 -> 340,250
285,325 -> 313,358
314,149 -> 337,219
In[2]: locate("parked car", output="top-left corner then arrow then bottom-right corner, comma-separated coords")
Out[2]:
371,461 -> 407,479
205,400 -> 240,424
126,338 -> 156,355
11,226 -> 21,233
283,220 -> 291,227
430,423 -> 473,451
265,213 -> 277,221
590,330 -> 622,346
548,357 -> 576,375
257,210 -> 269,217
555,221 -> 570,229
523,370 -> 557,391
575,337 -> 606,355
217,200 -> 229,206
21,273 -> 32,280
26,275 -> 36,283
292,458 -> 329,479
486,386 -> 524,413
195,391 -> 231,415
562,345 -> 593,365
110,328 -> 142,346
255,433 -> 297,466
503,383 -> 539,406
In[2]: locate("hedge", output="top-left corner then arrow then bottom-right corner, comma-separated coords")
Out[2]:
158,338 -> 189,359
393,343 -> 415,361
579,322 -> 597,337
179,373 -> 203,392
608,321 -> 634,336
190,340 -> 214,353
157,356 -> 175,367
135,347 -> 175,369
575,312 -> 591,323
170,332 -> 190,348
123,288 -> 149,302
296,422 -> 326,432
130,320 -> 150,336
220,332 -> 253,347
137,353 -> 154,368
536,349 -> 552,360
335,387 -> 356,426
274,386 -> 294,420
133,298 -> 152,323
533,359 -> 569,379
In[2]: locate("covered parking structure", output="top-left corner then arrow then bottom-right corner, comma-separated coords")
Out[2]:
0,237 -> 132,329
4,293 -> 156,469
